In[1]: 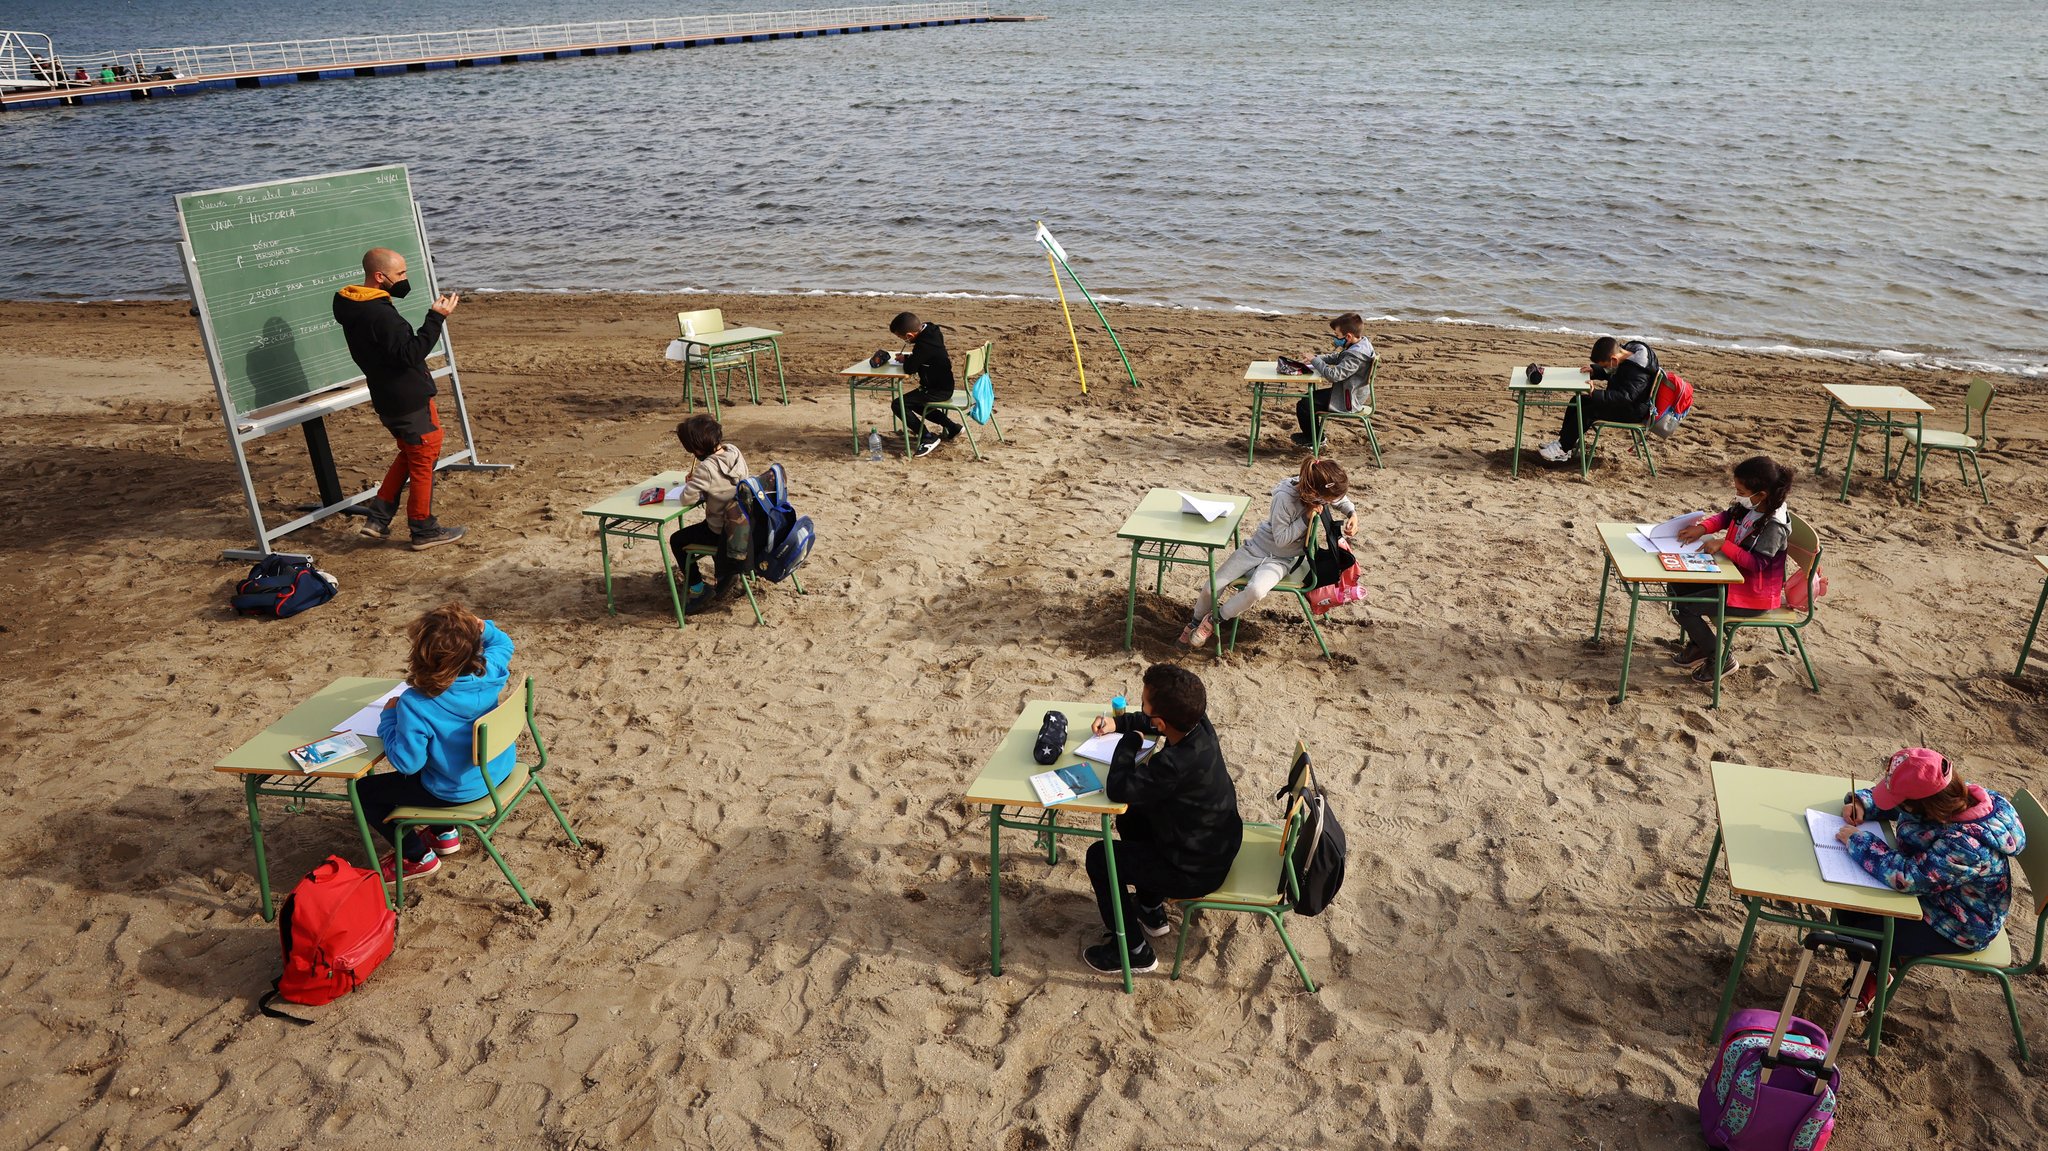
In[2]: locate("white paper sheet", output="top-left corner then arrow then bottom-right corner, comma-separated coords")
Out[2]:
1803,808 -> 1895,890
1631,511 -> 1708,554
1180,492 -> 1232,523
332,684 -> 409,738
1074,731 -> 1159,764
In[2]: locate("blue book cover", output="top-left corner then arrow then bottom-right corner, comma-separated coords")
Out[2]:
1030,762 -> 1104,806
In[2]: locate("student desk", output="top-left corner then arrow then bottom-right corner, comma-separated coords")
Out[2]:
841,357 -> 915,458
582,470 -> 700,630
677,325 -> 787,419
214,676 -> 400,921
2014,555 -> 2048,677
1812,383 -> 1932,502
1242,361 -> 1318,466
1116,488 -> 1251,655
1590,522 -> 1743,706
1694,760 -> 1924,1055
1507,366 -> 1591,477
963,699 -> 1136,993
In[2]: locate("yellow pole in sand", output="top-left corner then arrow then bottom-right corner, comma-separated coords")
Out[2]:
1046,248 -> 1089,396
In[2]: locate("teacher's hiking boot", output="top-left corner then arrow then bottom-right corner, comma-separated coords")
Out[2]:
357,496 -> 397,538
408,517 -> 467,551
1082,934 -> 1158,976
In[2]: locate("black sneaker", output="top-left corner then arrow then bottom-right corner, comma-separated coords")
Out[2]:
1082,935 -> 1158,976
1289,431 -> 1314,448
686,580 -> 735,613
1135,902 -> 1173,939
408,517 -> 467,551
939,419 -> 963,441
1671,644 -> 1707,670
358,496 -> 396,538
1692,655 -> 1740,683
915,434 -> 942,458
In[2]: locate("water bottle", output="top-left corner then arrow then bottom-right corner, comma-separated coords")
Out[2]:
866,426 -> 883,462
1111,695 -> 1127,718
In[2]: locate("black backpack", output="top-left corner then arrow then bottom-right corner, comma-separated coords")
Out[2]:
231,555 -> 338,619
1308,508 -> 1357,590
1274,748 -> 1347,917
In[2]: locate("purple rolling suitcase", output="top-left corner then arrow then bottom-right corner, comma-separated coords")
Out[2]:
1698,931 -> 1875,1151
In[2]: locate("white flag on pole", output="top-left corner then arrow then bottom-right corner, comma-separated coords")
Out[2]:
1035,222 -> 1070,265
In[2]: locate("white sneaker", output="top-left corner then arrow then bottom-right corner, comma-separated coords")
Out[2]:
1538,441 -> 1573,463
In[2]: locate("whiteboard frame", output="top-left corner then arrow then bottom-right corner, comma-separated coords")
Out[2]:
178,172 -> 507,560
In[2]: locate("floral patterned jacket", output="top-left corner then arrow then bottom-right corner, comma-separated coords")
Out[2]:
1846,783 -> 2026,952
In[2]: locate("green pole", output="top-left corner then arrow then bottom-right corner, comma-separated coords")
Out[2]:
1050,251 -> 1141,390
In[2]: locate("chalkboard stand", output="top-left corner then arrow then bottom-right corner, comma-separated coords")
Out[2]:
301,418 -> 346,509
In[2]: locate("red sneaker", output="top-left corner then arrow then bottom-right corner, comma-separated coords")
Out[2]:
379,851 -> 440,883
429,829 -> 461,856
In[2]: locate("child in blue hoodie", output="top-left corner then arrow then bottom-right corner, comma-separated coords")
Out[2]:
358,602 -> 517,882
1834,746 -> 2028,1009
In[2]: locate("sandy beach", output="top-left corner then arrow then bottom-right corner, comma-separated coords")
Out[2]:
1,291 -> 2042,1149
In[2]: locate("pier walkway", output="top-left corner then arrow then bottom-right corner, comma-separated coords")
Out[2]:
0,4 -> 1029,112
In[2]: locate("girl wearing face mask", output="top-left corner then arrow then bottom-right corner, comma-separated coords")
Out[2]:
1668,455 -> 1796,682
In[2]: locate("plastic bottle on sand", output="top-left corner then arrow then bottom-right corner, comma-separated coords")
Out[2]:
867,427 -> 884,461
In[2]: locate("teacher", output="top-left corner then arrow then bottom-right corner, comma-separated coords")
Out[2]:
333,248 -> 467,550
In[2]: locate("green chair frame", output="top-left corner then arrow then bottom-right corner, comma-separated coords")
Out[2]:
1874,789 -> 2048,1061
1715,511 -> 1822,692
1170,741 -> 1318,992
386,676 -> 580,909
677,542 -> 807,626
922,341 -> 1005,461
1309,354 -> 1384,468
1222,520 -> 1332,659
1582,419 -> 1657,479
678,309 -> 769,420
1891,377 -> 1993,506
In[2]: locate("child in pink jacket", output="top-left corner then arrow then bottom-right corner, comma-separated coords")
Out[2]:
1669,455 -> 1796,682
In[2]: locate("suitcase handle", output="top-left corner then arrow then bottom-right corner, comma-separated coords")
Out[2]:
1802,930 -> 1878,963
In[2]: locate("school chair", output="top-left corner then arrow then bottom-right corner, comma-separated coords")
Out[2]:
675,308 -> 764,419
918,341 -> 1005,461
1223,520 -> 1333,660
1309,353 -> 1383,468
384,675 -> 580,909
675,542 -> 806,626
1891,377 -> 1993,506
1870,789 -> 2048,1061
1169,742 -> 1318,992
1714,511 -> 1823,695
1581,417 -> 1657,479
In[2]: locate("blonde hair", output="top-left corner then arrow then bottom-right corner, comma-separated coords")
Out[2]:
406,602 -> 485,697
1298,456 -> 1350,504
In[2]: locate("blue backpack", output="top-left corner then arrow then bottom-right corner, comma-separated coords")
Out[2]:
968,371 -> 995,424
231,555 -> 339,619
735,463 -> 814,583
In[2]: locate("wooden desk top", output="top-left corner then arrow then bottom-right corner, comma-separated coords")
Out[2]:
1510,366 -> 1592,392
964,699 -> 1128,815
1709,760 -> 1923,918
1822,383 -> 1933,413
581,470 -> 699,524
215,676 -> 398,778
1244,361 -> 1319,387
1115,488 -> 1252,549
1597,522 -> 1743,586
681,325 -> 781,348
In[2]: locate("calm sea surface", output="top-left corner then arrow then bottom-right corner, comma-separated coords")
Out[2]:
3,0 -> 2043,373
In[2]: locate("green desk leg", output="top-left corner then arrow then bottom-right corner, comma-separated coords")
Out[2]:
1693,828 -> 1723,909
1909,413 -> 1926,504
1205,550 -> 1224,658
2014,578 -> 2048,677
768,339 -> 789,406
897,382 -> 914,459
1101,814 -> 1133,994
1309,393 -> 1325,459
989,805 -> 1004,976
347,775 -> 398,912
1123,541 -> 1142,650
244,775 -> 276,921
1711,897 -> 1765,1038
848,380 -> 862,455
658,532 -> 686,631
1867,918 -> 1896,1056
1510,393 -> 1528,477
1708,585 -> 1728,709
1814,397 -> 1841,474
598,523 -> 618,616
1592,551 -> 1615,641
1247,384 -> 1264,467
1613,581 -> 1644,703
1838,412 -> 1864,502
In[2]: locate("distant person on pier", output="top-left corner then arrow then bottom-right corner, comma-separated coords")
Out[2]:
98,66 -> 115,84
333,248 -> 467,550
73,68 -> 89,84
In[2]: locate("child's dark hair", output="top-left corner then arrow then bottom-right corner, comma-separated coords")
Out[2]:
1590,335 -> 1619,361
889,311 -> 920,338
1732,455 -> 1794,519
1903,773 -> 1972,823
676,414 -> 722,460
1142,663 -> 1207,732
1329,312 -> 1365,337
407,602 -> 485,697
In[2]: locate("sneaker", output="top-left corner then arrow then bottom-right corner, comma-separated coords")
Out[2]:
1853,972 -> 1879,1017
686,580 -> 734,613
429,829 -> 461,856
357,496 -> 396,538
915,434 -> 942,458
1538,441 -> 1573,464
1289,431 -> 1314,448
379,851 -> 440,883
1184,615 -> 1216,649
1671,644 -> 1707,670
939,419 -> 963,441
1081,935 -> 1158,976
1692,655 -> 1740,683
1135,902 -> 1173,939
408,517 -> 467,551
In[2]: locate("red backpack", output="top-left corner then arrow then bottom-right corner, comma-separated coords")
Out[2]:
1650,369 -> 1695,437
259,855 -> 397,1021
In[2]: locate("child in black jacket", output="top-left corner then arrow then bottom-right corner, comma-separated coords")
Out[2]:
889,311 -> 961,457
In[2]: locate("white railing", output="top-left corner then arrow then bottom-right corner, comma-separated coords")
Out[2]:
4,4 -> 989,88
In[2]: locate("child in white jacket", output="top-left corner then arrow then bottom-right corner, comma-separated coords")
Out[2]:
1182,457 -> 1356,647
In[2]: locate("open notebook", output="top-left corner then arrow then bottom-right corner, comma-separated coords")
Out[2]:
1803,808 -> 1893,890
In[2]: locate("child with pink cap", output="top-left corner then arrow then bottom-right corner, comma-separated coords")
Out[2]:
1832,747 -> 2027,1009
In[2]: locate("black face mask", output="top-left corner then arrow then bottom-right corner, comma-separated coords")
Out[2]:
387,278 -> 412,299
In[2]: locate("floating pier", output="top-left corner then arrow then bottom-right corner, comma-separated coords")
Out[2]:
0,3 -> 1034,112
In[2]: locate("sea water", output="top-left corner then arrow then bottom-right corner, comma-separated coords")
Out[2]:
2,0 -> 2042,373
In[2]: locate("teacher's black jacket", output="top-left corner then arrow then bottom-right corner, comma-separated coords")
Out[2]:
333,284 -> 444,438
1105,714 -> 1243,884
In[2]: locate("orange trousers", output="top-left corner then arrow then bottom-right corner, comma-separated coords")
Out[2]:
376,401 -> 443,522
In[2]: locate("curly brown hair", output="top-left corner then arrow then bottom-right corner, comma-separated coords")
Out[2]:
406,602 -> 485,697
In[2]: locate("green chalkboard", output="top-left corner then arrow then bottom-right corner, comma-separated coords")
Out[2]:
177,165 -> 441,416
